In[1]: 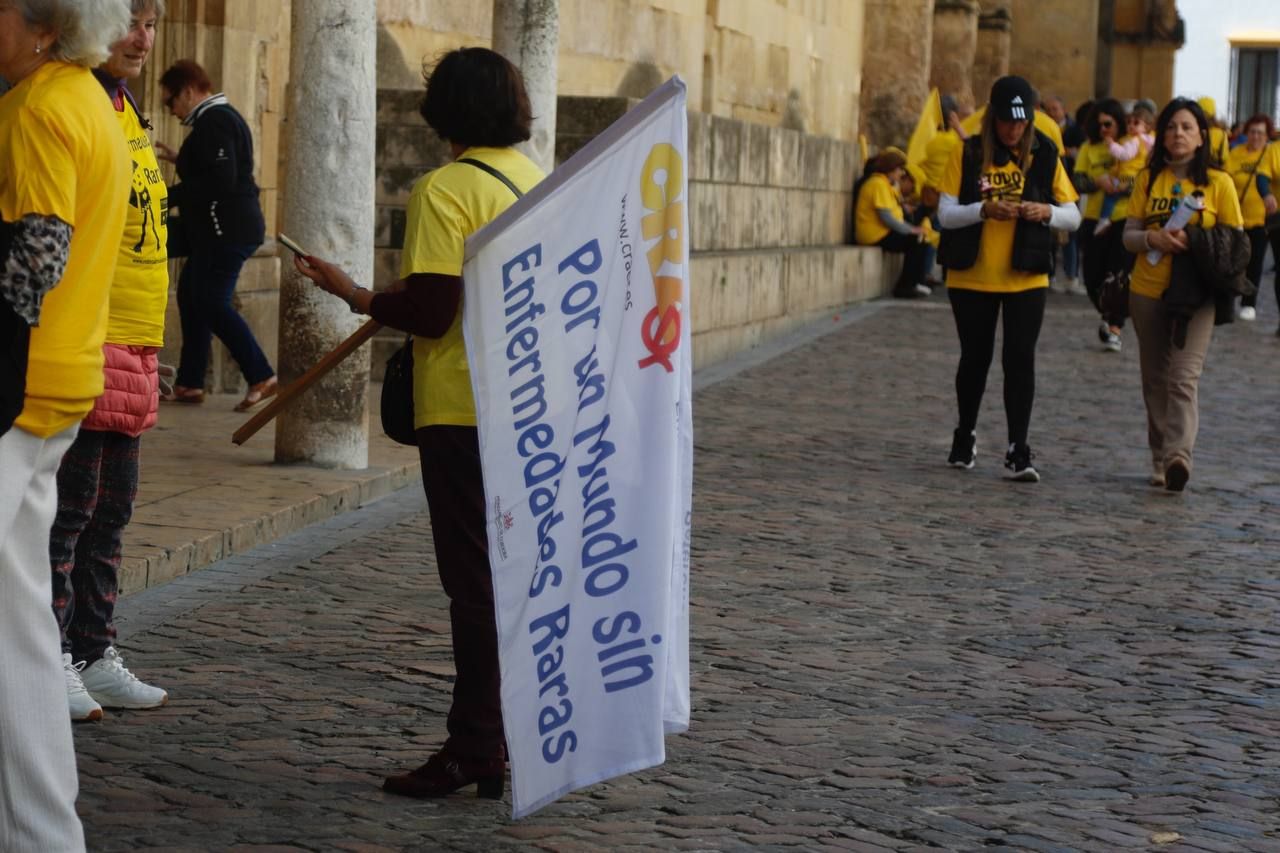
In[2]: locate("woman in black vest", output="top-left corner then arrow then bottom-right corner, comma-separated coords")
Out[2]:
936,76 -> 1081,482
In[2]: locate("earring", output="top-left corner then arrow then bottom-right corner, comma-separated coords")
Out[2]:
34,44 -> 42,54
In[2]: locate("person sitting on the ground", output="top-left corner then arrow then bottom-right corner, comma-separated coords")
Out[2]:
1094,104 -> 1155,235
899,164 -> 941,286
854,149 -> 933,298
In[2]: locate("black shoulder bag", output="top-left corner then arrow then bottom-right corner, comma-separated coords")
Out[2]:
379,158 -> 523,445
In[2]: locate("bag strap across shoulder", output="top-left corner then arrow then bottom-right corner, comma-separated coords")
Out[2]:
458,157 -> 524,199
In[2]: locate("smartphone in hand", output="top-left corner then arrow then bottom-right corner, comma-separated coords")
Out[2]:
277,233 -> 311,259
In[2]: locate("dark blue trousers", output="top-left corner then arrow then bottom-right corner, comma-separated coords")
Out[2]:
176,243 -> 274,389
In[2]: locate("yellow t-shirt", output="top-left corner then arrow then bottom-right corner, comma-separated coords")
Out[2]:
107,102 -> 169,345
1226,143 -> 1271,229
921,130 -> 961,191
940,143 -> 1079,293
399,146 -> 544,428
1074,140 -> 1114,220
1258,141 -> 1280,183
0,62 -> 130,437
1128,168 -> 1243,300
854,173 -> 902,245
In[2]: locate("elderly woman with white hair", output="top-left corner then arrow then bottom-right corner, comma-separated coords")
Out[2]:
0,0 -> 132,850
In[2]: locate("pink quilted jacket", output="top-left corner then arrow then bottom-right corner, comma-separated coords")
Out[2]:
81,344 -> 159,437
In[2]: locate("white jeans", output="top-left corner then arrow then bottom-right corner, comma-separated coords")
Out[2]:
0,424 -> 86,853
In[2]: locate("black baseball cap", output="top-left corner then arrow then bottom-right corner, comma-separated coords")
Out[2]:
989,75 -> 1035,122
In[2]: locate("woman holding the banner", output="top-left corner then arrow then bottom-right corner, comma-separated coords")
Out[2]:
294,48 -> 543,799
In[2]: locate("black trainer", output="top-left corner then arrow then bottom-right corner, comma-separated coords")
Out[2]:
1003,442 -> 1039,482
948,429 -> 976,469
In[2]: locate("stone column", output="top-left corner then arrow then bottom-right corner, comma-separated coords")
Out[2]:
274,0 -> 376,468
973,2 -> 1011,108
859,0 -> 935,151
930,0 -> 980,111
492,0 -> 560,173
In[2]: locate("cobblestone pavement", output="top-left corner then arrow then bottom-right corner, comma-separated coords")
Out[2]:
79,287 -> 1280,852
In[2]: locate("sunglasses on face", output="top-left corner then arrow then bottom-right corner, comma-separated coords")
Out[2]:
163,91 -> 177,110
1099,120 -> 1116,129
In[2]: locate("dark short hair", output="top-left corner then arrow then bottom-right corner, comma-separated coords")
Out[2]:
419,48 -> 533,148
159,59 -> 212,95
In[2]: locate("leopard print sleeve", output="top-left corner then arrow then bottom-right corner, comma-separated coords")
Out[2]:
0,213 -> 72,326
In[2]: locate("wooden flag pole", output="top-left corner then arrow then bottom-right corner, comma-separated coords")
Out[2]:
232,318 -> 383,445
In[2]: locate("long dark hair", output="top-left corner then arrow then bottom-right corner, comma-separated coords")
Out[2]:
1147,97 -> 1212,187
979,109 -> 1034,173
1084,98 -> 1126,145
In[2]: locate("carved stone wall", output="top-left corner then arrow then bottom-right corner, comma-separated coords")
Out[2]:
859,0 -> 934,150
1008,0 -> 1097,111
972,2 -> 1010,108
929,0 -> 980,111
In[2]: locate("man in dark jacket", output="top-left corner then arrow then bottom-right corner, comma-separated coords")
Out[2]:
156,59 -> 276,411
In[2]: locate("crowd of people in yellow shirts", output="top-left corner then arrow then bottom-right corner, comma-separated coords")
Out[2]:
854,75 -> 1268,493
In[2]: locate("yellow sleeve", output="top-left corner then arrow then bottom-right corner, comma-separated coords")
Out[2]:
399,176 -> 467,278
1213,171 -> 1244,228
0,103 -> 77,225
1128,170 -> 1151,221
939,141 -> 964,198
868,175 -> 899,213
1051,158 -> 1079,204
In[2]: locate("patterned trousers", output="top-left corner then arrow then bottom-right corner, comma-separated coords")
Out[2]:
48,428 -> 140,664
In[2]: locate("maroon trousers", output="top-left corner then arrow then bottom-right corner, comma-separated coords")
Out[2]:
416,425 -> 504,761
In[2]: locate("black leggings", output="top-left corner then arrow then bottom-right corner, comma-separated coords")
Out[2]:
1242,226 -> 1268,308
878,231 -> 931,295
949,287 -> 1047,447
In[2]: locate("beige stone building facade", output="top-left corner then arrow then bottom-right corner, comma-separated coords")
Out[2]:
132,1 -> 883,393
860,0 -> 1184,151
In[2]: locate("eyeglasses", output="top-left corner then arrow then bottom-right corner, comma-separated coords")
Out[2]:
163,91 -> 177,110
1098,120 -> 1116,129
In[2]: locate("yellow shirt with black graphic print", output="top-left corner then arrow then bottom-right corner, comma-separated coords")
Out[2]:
107,102 -> 169,346
1128,168 -> 1243,300
940,144 -> 1078,293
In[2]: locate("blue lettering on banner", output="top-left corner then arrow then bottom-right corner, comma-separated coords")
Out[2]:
498,226 -> 668,768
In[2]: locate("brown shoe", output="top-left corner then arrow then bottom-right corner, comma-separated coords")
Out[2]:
160,385 -> 204,404
382,750 -> 504,799
234,376 -> 278,412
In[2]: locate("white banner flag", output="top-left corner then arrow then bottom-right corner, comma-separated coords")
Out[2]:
463,77 -> 692,818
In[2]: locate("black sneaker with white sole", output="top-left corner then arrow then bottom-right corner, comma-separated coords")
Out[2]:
1003,442 -> 1039,482
948,429 -> 976,469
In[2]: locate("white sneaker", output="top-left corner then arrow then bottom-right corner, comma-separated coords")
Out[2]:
64,653 -> 104,722
1239,306 -> 1257,321
1049,276 -> 1066,293
80,647 -> 167,709
1066,277 -> 1087,296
